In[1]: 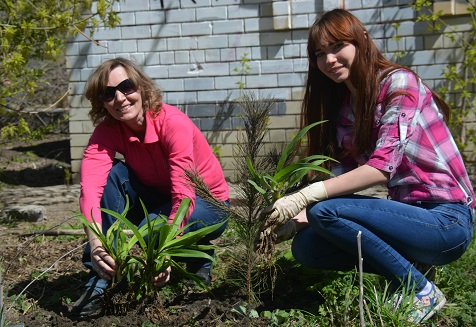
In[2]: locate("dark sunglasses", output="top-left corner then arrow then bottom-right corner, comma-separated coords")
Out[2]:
99,78 -> 137,102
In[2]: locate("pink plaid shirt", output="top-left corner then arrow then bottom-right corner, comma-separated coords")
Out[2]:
332,69 -> 475,208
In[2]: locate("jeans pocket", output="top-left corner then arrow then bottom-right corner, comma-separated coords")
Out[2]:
432,236 -> 472,265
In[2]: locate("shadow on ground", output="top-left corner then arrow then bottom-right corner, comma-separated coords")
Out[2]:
0,138 -> 71,187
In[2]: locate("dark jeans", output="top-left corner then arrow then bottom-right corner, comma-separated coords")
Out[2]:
82,160 -> 229,293
292,195 -> 474,292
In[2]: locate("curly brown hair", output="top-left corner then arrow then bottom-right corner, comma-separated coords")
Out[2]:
85,58 -> 163,126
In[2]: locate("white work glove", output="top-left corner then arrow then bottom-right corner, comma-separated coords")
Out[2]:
262,181 -> 328,231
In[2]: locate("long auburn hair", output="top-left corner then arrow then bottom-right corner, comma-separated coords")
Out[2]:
85,58 -> 163,126
301,9 -> 449,160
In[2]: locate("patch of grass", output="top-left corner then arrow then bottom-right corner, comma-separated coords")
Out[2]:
220,228 -> 476,326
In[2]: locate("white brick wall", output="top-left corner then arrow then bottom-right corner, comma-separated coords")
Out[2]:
67,0 -> 473,181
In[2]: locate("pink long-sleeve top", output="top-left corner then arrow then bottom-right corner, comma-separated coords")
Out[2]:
331,69 -> 475,208
80,103 -> 229,226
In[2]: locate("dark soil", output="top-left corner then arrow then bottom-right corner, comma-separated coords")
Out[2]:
0,135 -> 319,327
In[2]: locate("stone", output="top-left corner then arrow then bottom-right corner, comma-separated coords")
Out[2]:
3,205 -> 47,222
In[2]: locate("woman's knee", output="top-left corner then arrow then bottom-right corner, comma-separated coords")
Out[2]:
306,200 -> 340,229
106,160 -> 129,184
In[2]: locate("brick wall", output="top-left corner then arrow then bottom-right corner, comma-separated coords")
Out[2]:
67,0 -> 474,181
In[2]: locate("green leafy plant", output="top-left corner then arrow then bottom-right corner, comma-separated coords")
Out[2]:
233,52 -> 251,91
78,197 -> 227,299
411,1 -> 476,164
246,120 -> 335,205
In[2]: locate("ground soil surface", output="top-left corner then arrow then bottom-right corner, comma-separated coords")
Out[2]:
0,135 -> 312,327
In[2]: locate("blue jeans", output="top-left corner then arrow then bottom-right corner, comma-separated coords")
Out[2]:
82,160 -> 229,293
292,195 -> 474,292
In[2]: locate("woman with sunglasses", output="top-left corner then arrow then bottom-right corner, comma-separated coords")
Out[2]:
72,58 -> 229,316
259,9 -> 474,323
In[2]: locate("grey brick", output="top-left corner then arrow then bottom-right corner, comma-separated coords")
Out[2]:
323,0 -> 341,11
187,104 -> 216,117
220,48 -> 237,62
118,12 -> 136,26
267,46 -> 284,59
228,5 -> 260,19
138,39 -> 167,52
197,90 -> 229,102
92,27 -> 122,41
260,31 -> 292,46
273,1 -> 291,16
80,68 -> 94,82
435,48 -> 462,63
184,77 -> 214,91
293,57 -> 309,71
256,87 -> 292,100
411,50 -> 435,65
168,64 -> 194,78
213,20 -> 244,34
151,1 -> 179,10
143,65 -> 169,79
183,22 -> 212,36
205,49 -> 221,62
144,53 -> 160,65
283,44 -> 302,58
158,78 -> 184,92
278,73 -> 306,87
416,64 -> 448,80
130,53 -> 145,66
163,91 -> 198,105
404,36 -> 425,51
197,7 -> 227,21
214,76 -> 240,89
119,0 -> 149,12
151,23 -> 181,38
201,117 -> 232,131
382,6 -> 415,22
228,33 -> 260,47
167,37 -> 199,51
158,52 -> 174,65
200,63 -> 230,76
246,74 -> 278,88
198,35 -> 228,49
175,51 -> 190,64
292,14 -> 311,29
245,17 -> 273,32
107,40 -> 138,54
344,0 -> 362,10
396,21 -> 432,37
121,26 -> 151,39
291,1 -> 319,15
261,60 -> 293,74
165,8 -> 196,23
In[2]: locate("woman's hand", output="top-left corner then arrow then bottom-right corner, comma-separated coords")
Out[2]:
262,181 -> 328,231
152,266 -> 172,287
90,238 -> 117,281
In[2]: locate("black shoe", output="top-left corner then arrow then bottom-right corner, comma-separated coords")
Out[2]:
188,266 -> 212,287
71,288 -> 103,316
